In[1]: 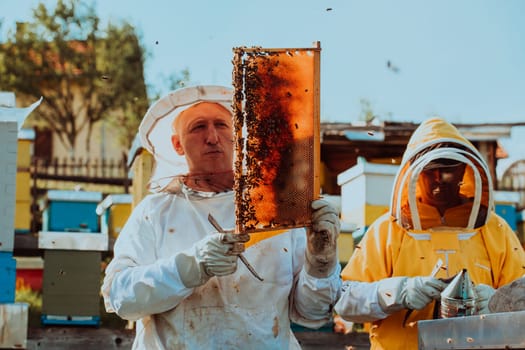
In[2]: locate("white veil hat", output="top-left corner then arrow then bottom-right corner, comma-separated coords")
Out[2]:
138,85 -> 233,192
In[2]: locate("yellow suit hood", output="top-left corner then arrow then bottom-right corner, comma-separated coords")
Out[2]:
391,117 -> 494,230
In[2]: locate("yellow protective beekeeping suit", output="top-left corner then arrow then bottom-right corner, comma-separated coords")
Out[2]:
340,118 -> 525,350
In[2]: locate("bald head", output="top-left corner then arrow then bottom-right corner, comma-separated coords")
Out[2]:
172,102 -> 232,137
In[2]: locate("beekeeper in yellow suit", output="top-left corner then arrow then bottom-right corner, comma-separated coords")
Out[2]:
101,85 -> 341,349
335,117 -> 525,350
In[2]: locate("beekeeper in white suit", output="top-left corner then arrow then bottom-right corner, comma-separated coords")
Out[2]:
101,85 -> 341,349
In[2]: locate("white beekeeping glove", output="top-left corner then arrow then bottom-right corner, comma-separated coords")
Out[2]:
475,283 -> 495,314
305,199 -> 340,278
175,232 -> 250,288
377,276 -> 448,313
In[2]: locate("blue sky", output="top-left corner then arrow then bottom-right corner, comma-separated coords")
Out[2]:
2,0 -> 524,123
1,0 -> 525,172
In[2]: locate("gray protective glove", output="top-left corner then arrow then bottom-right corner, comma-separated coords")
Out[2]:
305,199 -> 340,278
175,232 -> 250,288
475,283 -> 495,314
377,276 -> 448,313
488,276 -> 525,313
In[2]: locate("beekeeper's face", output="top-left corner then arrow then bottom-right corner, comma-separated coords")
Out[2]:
171,102 -> 234,175
419,159 -> 466,207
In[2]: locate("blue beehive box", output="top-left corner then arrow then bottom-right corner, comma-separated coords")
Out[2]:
0,252 -> 16,303
495,203 -> 518,231
494,191 -> 520,232
42,190 -> 102,233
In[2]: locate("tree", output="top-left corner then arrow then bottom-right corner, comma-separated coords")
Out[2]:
0,0 -> 149,156
97,21 -> 150,154
146,68 -> 191,104
359,98 -> 376,123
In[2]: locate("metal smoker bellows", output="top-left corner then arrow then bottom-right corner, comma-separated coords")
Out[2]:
440,269 -> 477,318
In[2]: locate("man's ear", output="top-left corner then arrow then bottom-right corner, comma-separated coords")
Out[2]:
171,134 -> 185,155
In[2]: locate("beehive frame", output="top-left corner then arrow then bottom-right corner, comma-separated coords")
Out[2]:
232,42 -> 321,233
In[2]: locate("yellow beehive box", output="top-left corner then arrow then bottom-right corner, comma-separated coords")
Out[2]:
96,194 -> 132,239
14,200 -> 31,233
338,234 -> 354,262
131,149 -> 153,209
15,129 -> 34,233
15,171 -> 30,202
108,196 -> 132,238
128,134 -> 154,210
16,137 -> 32,169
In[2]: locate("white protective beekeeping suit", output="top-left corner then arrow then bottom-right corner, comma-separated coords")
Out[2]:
101,85 -> 341,350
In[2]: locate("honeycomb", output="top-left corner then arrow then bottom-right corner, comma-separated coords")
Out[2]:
232,44 -> 321,233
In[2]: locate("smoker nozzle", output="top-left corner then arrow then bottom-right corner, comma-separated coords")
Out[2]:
440,269 -> 478,318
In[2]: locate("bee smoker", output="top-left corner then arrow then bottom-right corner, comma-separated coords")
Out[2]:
440,269 -> 478,318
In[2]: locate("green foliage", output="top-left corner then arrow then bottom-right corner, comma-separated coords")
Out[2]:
0,0 -> 149,154
147,68 -> 191,105
97,21 -> 150,151
15,284 -> 42,327
15,287 -> 42,311
168,68 -> 191,91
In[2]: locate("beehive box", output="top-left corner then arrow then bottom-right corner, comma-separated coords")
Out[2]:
39,190 -> 108,251
96,193 -> 132,238
0,121 -> 18,253
41,250 -> 101,326
418,310 -> 525,349
0,252 -> 16,303
0,303 -> 28,349
127,134 -> 154,209
338,157 -> 398,229
15,128 -> 34,234
494,190 -> 520,232
15,256 -> 44,292
42,190 -> 102,233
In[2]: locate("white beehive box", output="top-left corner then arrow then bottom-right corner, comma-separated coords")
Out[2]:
337,157 -> 398,229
